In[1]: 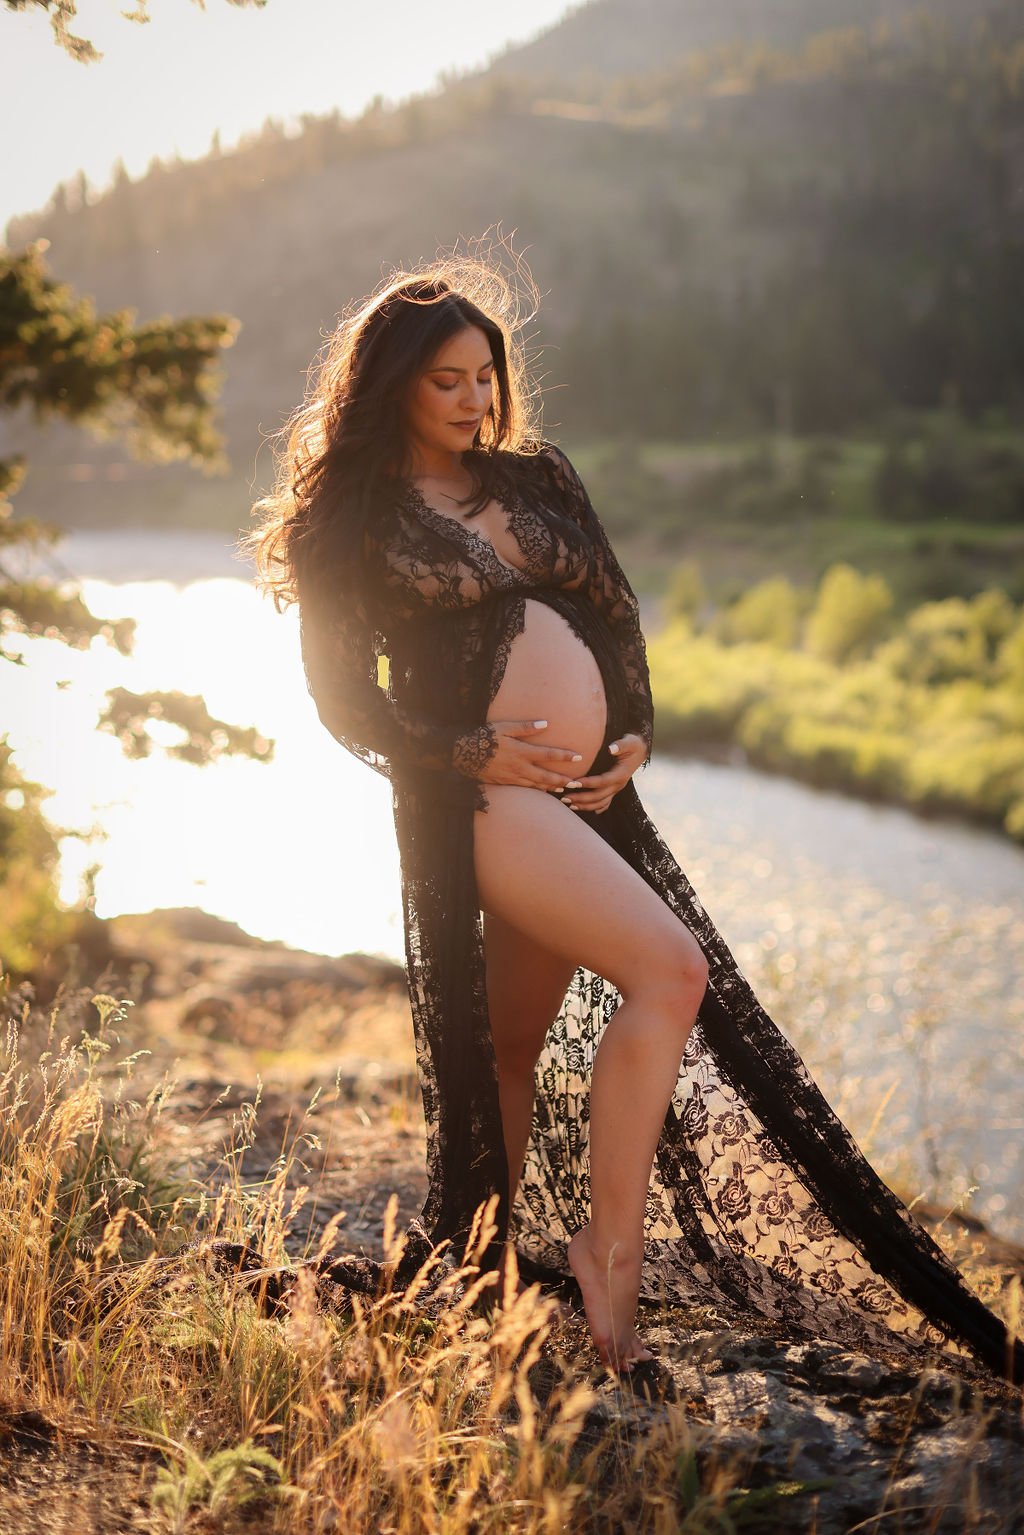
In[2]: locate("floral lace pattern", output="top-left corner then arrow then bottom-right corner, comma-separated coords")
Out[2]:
452,723 -> 499,781
297,442 -> 1022,1386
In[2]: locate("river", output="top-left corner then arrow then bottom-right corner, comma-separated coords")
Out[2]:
4,529 -> 1022,1244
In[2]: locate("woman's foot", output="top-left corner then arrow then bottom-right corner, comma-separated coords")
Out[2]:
567,1226 -> 654,1373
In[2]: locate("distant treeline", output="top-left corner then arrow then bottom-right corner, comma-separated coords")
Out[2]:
551,18 -> 1024,435
3,5 -> 1022,490
580,420 -> 1024,611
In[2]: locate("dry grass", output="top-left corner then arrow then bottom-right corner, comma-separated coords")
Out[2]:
0,977 -> 1019,1534
0,983 -> 753,1533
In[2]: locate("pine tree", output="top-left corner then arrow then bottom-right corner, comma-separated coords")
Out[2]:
0,243 -> 271,760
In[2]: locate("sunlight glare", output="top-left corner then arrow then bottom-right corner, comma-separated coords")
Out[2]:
6,574 -> 405,960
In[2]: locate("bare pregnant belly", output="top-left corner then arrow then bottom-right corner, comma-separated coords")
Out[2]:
487,598 -> 608,779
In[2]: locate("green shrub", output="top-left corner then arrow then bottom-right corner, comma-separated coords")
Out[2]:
664,559 -> 706,624
713,575 -> 805,648
874,590 -> 1017,687
648,581 -> 1024,844
804,563 -> 894,664
874,416 -> 1024,525
0,742 -> 85,977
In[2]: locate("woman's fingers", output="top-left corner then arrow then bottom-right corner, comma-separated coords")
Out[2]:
563,757 -> 632,809
567,771 -> 629,800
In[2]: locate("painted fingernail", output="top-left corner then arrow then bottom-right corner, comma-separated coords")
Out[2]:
609,743 -> 620,755
565,780 -> 583,790
572,753 -> 583,762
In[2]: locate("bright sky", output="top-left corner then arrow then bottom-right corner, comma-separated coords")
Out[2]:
2,0 -> 575,229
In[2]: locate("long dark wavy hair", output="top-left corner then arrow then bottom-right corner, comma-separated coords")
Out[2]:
243,248 -> 541,615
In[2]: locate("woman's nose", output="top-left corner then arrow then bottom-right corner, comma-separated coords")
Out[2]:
462,380 -> 488,411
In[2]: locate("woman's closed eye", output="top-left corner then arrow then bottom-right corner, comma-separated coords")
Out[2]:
436,377 -> 492,393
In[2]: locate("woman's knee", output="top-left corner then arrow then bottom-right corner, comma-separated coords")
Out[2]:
619,926 -> 709,1015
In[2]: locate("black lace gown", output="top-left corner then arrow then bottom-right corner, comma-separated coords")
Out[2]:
299,442 -> 1023,1386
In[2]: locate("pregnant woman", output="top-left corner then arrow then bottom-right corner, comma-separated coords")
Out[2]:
250,256 -> 1022,1383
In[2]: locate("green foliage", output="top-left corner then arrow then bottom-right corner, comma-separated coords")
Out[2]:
804,564 -> 894,664
98,688 -> 274,766
0,560 -> 136,662
0,242 -> 275,979
151,1438 -> 286,1528
997,616 -> 1024,692
0,240 -> 239,661
0,741 -> 91,974
874,591 -> 1017,686
578,425 -> 1021,616
0,242 -> 238,477
875,416 -> 1024,526
649,561 -> 1024,842
712,575 -> 805,649
587,438 -> 682,539
664,559 -> 706,624
7,4 -> 1022,496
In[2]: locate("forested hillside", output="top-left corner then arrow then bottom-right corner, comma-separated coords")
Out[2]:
3,0 -> 1022,550
491,0 -> 1000,79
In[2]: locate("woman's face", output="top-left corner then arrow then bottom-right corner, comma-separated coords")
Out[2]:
405,324 -> 495,466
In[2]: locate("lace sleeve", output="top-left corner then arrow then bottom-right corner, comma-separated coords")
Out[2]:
539,443 -> 654,766
298,586 -> 497,784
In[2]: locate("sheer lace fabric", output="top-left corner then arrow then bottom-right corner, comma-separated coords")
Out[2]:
298,442 -> 1022,1385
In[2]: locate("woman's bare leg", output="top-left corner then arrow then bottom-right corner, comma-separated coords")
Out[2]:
482,909 -> 578,1209
474,788 -> 709,1370
481,910 -> 578,1304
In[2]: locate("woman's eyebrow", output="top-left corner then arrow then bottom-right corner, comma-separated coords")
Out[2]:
427,362 -> 495,375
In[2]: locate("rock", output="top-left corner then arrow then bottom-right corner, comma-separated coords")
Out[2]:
624,1327 -> 1024,1532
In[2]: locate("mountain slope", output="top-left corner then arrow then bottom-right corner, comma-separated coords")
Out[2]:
491,0 -> 1008,80
2,0 -> 1021,531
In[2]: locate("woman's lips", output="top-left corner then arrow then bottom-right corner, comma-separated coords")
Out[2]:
452,420 -> 479,431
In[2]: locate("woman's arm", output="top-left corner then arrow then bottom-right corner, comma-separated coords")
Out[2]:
539,442 -> 655,766
298,593 -> 496,783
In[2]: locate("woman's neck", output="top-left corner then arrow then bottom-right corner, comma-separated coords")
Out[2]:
407,444 -> 466,481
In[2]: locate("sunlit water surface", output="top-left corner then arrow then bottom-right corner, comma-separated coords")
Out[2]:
5,531 -> 1023,1242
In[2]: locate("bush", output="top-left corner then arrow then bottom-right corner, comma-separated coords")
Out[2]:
997,616 -> 1024,692
874,590 -> 1017,687
664,558 -> 706,624
874,416 -> 1024,525
713,574 -> 805,649
0,741 -> 104,980
646,580 -> 1024,844
804,563 -> 894,664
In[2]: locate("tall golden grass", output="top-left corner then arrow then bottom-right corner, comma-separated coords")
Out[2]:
0,980 -> 1018,1532
0,984 -> 749,1531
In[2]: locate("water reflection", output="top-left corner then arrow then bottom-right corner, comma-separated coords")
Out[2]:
639,758 -> 1024,1245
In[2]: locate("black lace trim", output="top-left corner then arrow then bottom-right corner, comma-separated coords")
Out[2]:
452,722 -> 499,779
486,595 -> 528,706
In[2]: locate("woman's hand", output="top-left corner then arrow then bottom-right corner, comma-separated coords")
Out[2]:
561,733 -> 647,814
476,719 -> 588,791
